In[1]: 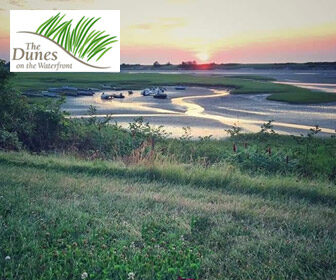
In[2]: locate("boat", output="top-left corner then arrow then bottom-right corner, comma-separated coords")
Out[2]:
62,90 -> 78,96
142,87 -> 164,96
48,87 -> 62,92
62,86 -> 78,91
78,91 -> 94,96
113,93 -> 125,99
101,92 -> 113,100
142,89 -> 152,96
77,88 -> 94,96
88,88 -> 99,91
175,86 -> 186,90
41,91 -> 58,98
153,93 -> 167,99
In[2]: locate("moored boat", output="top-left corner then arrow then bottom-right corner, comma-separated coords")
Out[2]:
101,92 -> 113,100
77,88 -> 94,96
153,93 -> 167,99
113,93 -> 125,99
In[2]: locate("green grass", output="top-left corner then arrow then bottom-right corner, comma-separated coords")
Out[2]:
12,72 -> 336,104
162,133 -> 336,180
1,151 -> 336,279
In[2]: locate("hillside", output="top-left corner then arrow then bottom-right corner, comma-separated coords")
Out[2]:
1,151 -> 336,279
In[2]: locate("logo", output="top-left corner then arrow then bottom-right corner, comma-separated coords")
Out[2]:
10,10 -> 120,72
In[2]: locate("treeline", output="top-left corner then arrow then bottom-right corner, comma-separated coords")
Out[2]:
120,61 -> 336,71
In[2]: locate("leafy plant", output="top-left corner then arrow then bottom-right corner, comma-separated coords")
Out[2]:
225,122 -> 242,137
36,13 -> 118,62
180,126 -> 192,141
307,125 -> 321,137
260,120 -> 276,134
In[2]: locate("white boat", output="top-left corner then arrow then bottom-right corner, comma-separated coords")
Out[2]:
142,87 -> 165,96
141,88 -> 153,96
101,92 -> 113,100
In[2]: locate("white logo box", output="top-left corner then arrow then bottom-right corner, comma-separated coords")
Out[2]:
10,10 -> 120,72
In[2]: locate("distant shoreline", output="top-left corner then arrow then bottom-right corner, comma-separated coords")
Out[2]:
120,61 -> 336,71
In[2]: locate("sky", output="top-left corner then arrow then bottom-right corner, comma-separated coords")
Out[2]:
1,0 -> 336,64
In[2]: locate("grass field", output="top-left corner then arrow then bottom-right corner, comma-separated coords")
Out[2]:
1,151 -> 336,280
12,72 -> 336,104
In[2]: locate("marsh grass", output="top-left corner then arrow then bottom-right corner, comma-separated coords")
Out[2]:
13,72 -> 336,103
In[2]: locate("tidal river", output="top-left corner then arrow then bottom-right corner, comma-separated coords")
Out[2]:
63,70 -> 336,138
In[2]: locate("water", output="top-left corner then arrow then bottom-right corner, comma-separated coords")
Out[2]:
63,69 -> 336,138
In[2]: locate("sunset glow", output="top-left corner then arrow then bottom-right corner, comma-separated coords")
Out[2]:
1,0 -> 336,63
196,52 -> 210,62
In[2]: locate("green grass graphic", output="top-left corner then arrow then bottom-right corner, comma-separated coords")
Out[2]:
36,13 -> 118,62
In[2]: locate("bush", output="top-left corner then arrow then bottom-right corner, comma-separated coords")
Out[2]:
226,146 -> 298,175
0,130 -> 21,150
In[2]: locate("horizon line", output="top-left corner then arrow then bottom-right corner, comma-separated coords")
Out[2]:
2,59 -> 336,65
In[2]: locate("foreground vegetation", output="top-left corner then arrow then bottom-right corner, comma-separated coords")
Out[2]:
1,151 -> 336,279
13,71 -> 336,104
1,60 -> 336,279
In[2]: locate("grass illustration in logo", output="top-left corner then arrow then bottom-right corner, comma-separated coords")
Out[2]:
15,12 -> 118,68
35,13 -> 118,63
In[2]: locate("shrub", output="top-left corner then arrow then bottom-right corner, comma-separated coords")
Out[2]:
0,130 -> 21,150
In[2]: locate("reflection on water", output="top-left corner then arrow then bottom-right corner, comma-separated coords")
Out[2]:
63,85 -> 336,138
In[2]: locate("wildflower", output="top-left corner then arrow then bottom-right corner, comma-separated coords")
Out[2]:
233,143 -> 237,153
81,272 -> 88,279
5,256 -> 10,261
128,272 -> 135,280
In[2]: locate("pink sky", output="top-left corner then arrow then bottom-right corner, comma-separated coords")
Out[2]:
1,0 -> 336,64
3,35 -> 334,64
119,35 -> 336,64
